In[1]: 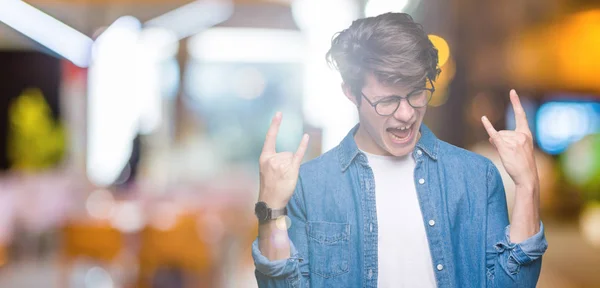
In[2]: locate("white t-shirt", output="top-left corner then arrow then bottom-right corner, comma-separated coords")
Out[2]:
362,150 -> 437,288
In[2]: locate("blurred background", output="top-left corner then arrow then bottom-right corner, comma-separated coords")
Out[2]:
0,0 -> 599,287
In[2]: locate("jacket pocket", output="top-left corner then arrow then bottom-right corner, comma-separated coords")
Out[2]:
307,221 -> 351,278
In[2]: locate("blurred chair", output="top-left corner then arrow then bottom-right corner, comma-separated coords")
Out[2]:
60,220 -> 124,287
137,212 -> 219,288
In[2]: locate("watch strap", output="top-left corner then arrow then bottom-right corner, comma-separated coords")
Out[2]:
270,207 -> 288,219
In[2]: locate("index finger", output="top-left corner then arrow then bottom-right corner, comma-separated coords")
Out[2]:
509,89 -> 530,133
261,112 -> 282,155
481,115 -> 499,138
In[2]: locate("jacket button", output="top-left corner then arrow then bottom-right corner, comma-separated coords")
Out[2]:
417,149 -> 422,156
429,220 -> 435,226
437,264 -> 444,271
419,178 -> 425,184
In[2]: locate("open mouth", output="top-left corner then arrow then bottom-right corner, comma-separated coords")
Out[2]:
386,124 -> 413,144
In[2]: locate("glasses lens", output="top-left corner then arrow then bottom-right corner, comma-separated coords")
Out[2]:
408,90 -> 433,107
375,99 -> 400,116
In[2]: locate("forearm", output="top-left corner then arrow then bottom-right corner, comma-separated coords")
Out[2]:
253,179 -> 309,287
486,163 -> 546,287
252,237 -> 305,288
259,220 -> 291,261
509,182 -> 540,243
253,215 -> 308,287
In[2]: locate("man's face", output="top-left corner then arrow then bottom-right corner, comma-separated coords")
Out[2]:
348,73 -> 428,157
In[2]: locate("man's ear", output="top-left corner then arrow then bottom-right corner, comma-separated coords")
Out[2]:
341,83 -> 359,107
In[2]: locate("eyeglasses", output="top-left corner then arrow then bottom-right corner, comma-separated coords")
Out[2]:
360,79 -> 435,116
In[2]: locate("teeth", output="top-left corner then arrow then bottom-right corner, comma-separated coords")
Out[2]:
393,125 -> 411,131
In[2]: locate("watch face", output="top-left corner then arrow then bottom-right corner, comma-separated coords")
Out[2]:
255,202 -> 269,221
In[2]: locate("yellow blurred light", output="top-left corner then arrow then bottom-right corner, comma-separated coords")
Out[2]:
0,246 -> 5,267
428,34 -> 450,67
580,202 -> 600,248
275,215 -> 292,231
555,10 -> 600,90
7,88 -> 66,171
508,9 -> 600,91
429,57 -> 455,107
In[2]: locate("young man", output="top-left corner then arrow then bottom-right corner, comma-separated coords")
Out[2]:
252,13 -> 547,287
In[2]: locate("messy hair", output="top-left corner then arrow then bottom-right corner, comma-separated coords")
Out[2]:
326,12 -> 441,102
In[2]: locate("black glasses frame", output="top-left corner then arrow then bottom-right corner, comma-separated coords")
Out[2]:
360,78 -> 436,116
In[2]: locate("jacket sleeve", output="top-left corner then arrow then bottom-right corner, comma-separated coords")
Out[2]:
485,163 -> 548,288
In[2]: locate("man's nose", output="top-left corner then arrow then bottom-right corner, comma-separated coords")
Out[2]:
392,99 -> 415,123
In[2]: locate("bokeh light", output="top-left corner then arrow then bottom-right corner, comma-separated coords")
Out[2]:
469,91 -> 502,127
86,189 -> 116,220
84,266 -> 114,288
197,211 -> 225,245
470,142 -> 558,213
365,0 -> 416,17
561,133 -> 600,197
428,34 -> 453,107
536,101 -> 600,155
232,67 -> 267,100
275,215 -> 292,231
429,58 -> 455,107
149,202 -> 180,231
580,202 -> 600,248
428,35 -> 450,67
2,1 -> 600,287
110,201 -> 144,233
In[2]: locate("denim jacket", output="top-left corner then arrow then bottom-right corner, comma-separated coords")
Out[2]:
252,124 -> 548,287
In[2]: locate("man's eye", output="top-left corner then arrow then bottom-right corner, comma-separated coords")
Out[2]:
379,98 -> 398,104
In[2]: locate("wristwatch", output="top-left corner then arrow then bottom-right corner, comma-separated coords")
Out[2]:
255,201 -> 287,223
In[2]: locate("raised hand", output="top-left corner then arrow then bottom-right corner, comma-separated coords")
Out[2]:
481,89 -> 538,189
258,112 -> 310,209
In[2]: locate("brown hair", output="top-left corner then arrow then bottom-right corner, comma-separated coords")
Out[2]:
326,12 -> 441,102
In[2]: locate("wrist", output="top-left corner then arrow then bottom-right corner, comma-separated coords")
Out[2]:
258,219 -> 280,234
257,196 -> 288,210
255,200 -> 288,226
515,181 -> 539,195
515,174 -> 539,192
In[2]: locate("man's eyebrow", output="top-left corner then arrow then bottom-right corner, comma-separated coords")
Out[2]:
372,87 -> 425,101
372,94 -> 399,101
